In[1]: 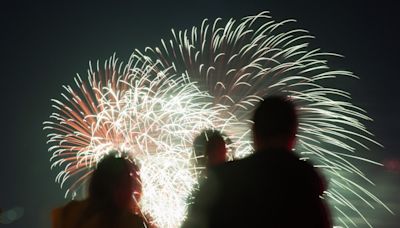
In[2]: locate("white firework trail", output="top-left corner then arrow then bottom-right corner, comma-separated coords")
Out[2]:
44,11 -> 393,228
44,54 -> 236,227
135,11 -> 393,227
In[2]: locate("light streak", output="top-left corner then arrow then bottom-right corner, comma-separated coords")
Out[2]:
45,12 -> 391,227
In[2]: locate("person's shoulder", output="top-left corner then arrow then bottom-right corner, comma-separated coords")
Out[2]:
292,155 -> 327,194
209,156 -> 251,174
53,199 -> 83,213
256,149 -> 326,186
51,199 -> 89,228
120,212 -> 148,228
207,160 -> 234,175
208,154 -> 264,182
65,199 -> 89,211
266,149 -> 313,168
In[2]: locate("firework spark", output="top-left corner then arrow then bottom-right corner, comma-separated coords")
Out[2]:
44,54 -> 233,227
45,12 -> 391,228
136,11 -> 392,227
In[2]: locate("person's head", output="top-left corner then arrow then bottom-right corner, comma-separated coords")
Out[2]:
88,152 -> 141,210
252,95 -> 298,151
193,129 -> 227,167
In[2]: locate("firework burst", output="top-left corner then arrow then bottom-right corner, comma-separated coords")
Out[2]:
135,11 -> 392,227
45,11 -> 391,228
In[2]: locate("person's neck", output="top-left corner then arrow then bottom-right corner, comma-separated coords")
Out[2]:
257,145 -> 291,152
254,138 -> 294,152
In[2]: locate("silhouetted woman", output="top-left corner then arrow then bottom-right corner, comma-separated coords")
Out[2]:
193,129 -> 229,168
52,153 -> 148,228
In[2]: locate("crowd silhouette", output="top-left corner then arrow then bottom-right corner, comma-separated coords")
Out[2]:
183,95 -> 331,227
52,95 -> 331,228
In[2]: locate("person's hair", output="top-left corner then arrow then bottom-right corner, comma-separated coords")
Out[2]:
193,129 -> 228,166
88,152 -> 140,209
193,130 -> 225,156
253,96 -> 298,140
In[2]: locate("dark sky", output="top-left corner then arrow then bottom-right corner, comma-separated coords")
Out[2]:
1,0 -> 399,227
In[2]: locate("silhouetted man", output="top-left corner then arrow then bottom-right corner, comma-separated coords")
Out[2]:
182,96 -> 331,228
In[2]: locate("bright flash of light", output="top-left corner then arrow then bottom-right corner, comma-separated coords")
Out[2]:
44,11 -> 392,228
135,11 -> 393,227
44,54 -> 239,227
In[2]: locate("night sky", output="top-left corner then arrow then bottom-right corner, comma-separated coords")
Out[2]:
1,0 -> 399,227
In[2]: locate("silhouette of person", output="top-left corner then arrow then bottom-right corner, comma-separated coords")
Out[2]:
52,152 -> 148,228
193,129 -> 228,169
182,95 -> 331,228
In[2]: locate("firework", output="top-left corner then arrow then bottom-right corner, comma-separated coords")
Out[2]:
44,54 -> 232,227
136,11 -> 392,227
45,11 -> 391,228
